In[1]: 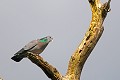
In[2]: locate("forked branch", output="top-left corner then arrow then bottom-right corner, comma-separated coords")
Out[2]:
27,0 -> 111,80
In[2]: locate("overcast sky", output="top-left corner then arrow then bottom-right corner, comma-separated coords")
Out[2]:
0,0 -> 120,80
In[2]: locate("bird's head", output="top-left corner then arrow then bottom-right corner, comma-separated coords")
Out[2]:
39,36 -> 53,43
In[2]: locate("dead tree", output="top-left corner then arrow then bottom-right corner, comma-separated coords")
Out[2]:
27,0 -> 111,80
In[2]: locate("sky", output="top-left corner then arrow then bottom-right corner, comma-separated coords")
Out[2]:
0,0 -> 120,80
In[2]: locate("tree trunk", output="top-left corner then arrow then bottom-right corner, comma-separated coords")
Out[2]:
27,0 -> 111,80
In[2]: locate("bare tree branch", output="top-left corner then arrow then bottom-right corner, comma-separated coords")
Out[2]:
27,53 -> 62,80
65,0 -> 111,80
27,0 -> 111,80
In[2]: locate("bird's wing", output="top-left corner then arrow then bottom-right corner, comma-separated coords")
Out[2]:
23,40 -> 38,50
11,40 -> 38,62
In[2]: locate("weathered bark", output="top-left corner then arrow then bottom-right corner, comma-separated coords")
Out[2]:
27,53 -> 62,80
27,0 -> 111,80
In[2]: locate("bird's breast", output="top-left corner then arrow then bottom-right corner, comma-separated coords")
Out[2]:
29,45 -> 44,54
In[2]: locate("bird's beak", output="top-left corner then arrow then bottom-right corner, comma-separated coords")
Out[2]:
50,38 -> 53,42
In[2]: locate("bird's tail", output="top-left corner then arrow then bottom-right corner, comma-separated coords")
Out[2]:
11,48 -> 27,62
11,55 -> 23,62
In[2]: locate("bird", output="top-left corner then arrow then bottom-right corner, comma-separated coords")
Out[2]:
11,36 -> 53,62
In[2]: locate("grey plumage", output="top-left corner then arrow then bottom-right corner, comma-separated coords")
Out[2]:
11,36 -> 53,62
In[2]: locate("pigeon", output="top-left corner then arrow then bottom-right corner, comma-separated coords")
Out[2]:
11,36 -> 53,62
